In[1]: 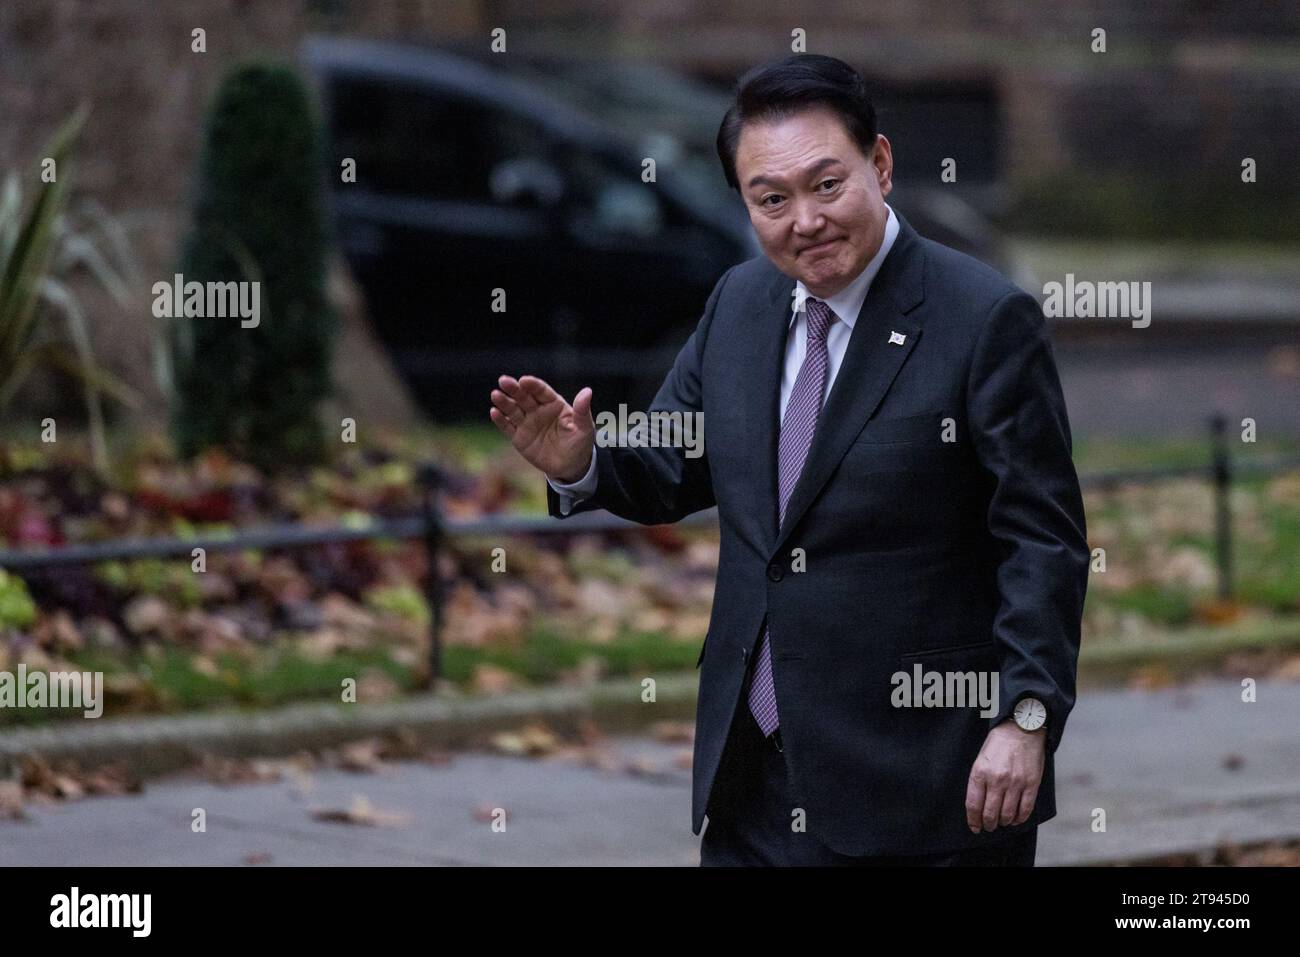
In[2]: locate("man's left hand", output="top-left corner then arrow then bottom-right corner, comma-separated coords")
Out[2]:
965,721 -> 1046,833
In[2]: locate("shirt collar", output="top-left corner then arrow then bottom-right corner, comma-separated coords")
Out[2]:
790,203 -> 900,330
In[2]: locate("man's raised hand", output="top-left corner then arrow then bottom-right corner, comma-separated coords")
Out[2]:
490,375 -> 595,483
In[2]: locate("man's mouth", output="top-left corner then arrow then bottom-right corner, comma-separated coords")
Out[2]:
799,238 -> 841,255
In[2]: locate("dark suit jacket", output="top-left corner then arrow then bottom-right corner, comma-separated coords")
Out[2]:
545,211 -> 1089,856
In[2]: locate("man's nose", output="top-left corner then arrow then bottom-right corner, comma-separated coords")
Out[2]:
790,198 -> 825,239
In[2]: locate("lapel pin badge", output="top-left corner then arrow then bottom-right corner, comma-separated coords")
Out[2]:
889,331 -> 907,346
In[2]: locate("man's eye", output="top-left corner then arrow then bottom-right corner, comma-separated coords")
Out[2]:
818,179 -> 839,191
761,195 -> 783,207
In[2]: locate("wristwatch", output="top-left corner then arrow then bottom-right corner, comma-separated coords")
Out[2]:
1012,696 -> 1047,732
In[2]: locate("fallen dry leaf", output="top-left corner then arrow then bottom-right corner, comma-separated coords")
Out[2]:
575,746 -> 623,773
1128,664 -> 1175,690
489,723 -> 560,757
309,794 -> 408,827
0,780 -> 24,819
420,749 -> 455,767
338,739 -> 385,774
625,756 -> 662,777
13,755 -> 141,803
650,720 -> 694,744
574,718 -> 606,747
1192,598 -> 1245,625
191,654 -> 221,678
558,656 -> 605,687
471,664 -> 521,696
199,754 -> 297,785
1272,655 -> 1300,681
53,775 -> 85,800
376,728 -> 426,762
357,668 -> 401,703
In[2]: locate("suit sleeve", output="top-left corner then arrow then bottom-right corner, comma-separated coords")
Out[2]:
966,289 -> 1090,756
544,265 -> 735,525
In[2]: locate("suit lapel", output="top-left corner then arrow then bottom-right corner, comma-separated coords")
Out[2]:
769,213 -> 928,558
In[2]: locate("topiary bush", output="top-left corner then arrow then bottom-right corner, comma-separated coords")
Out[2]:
171,60 -> 337,472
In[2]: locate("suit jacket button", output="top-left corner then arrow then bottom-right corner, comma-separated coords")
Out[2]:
741,647 -> 748,663
767,562 -> 783,582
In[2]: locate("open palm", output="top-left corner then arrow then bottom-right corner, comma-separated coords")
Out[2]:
489,375 -> 595,482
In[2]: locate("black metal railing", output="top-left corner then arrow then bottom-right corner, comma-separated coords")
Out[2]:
2,413 -> 1296,684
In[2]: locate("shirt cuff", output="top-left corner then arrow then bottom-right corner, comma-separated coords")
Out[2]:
546,447 -> 598,516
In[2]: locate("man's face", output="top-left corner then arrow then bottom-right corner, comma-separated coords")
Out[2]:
734,106 -> 893,299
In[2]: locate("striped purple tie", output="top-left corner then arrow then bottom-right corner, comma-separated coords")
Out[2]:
748,297 -> 835,738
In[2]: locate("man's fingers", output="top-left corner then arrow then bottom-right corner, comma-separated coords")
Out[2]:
497,375 -> 541,413
489,407 -> 516,438
496,376 -> 529,406
981,779 -> 1005,831
1014,784 -> 1038,825
518,375 -> 559,409
965,772 -> 987,833
491,388 -> 522,424
571,386 -> 594,425
500,374 -> 543,413
998,784 -> 1022,826
496,375 -> 522,399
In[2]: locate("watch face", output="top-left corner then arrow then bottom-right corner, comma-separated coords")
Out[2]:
1014,697 -> 1047,731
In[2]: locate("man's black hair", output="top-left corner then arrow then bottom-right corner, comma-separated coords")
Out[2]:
716,53 -> 878,192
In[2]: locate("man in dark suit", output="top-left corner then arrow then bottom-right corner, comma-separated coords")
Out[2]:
490,54 -> 1089,866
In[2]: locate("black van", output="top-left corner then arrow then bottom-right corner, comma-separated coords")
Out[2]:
300,37 -> 1007,418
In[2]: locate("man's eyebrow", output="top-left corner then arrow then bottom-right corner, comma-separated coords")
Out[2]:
746,157 -> 845,191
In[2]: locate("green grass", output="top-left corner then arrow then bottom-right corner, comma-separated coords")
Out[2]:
1072,435 -> 1300,474
1098,585 -> 1199,628
441,624 -> 700,686
1236,490 -> 1300,613
0,642 -> 418,728
1073,443 -> 1300,629
0,623 -> 705,727
1009,238 -> 1300,281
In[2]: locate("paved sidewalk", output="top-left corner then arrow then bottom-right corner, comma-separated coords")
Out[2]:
1,678 -> 1297,865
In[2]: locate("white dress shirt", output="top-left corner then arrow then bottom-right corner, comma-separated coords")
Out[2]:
548,205 -> 900,515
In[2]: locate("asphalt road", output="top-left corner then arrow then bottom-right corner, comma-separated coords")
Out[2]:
2,677 -> 1297,866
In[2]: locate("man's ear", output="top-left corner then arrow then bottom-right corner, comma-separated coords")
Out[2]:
873,133 -> 894,196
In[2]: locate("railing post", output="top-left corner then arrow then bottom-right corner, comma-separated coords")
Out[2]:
417,461 -> 445,691
1209,412 -> 1233,602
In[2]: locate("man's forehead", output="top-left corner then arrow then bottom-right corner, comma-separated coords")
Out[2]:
736,113 -> 858,180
